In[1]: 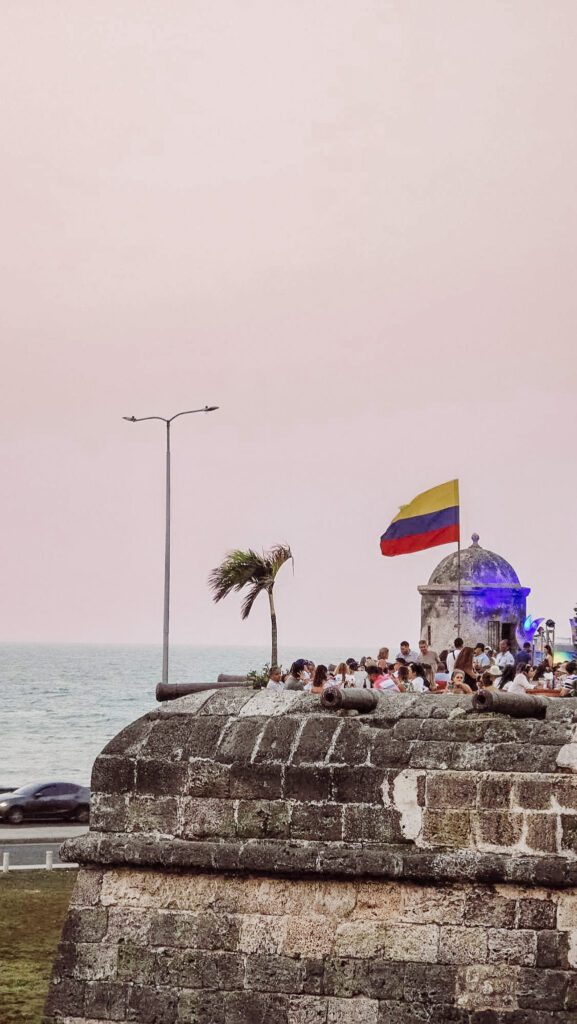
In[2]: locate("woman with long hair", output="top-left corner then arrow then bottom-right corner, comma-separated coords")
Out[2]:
543,644 -> 554,670
310,664 -> 328,694
407,662 -> 429,693
334,662 -> 355,687
454,646 -> 478,691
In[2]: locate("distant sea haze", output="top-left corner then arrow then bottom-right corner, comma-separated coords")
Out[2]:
0,642 -> 358,787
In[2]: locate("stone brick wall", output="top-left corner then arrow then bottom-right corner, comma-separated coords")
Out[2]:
45,691 -> 577,1023
45,867 -> 577,1023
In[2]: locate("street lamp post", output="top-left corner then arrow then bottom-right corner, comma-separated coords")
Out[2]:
123,406 -> 219,685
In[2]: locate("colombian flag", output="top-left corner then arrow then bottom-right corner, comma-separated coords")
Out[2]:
380,480 -> 460,557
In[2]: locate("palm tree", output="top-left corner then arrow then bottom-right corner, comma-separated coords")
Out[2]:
208,544 -> 293,668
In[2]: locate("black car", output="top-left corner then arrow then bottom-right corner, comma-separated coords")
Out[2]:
0,781 -> 90,824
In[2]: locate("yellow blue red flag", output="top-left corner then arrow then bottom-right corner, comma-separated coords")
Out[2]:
380,480 -> 460,556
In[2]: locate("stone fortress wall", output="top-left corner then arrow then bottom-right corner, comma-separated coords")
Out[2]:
44,689 -> 577,1023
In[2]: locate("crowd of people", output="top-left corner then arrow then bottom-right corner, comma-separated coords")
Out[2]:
266,637 -> 577,698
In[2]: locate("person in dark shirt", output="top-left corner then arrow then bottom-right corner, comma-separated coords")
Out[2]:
515,643 -> 532,668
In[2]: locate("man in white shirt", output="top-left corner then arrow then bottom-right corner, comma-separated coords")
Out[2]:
266,667 -> 284,692
446,638 -> 464,675
495,640 -> 515,672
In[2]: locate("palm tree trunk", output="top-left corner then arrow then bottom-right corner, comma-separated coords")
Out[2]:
268,589 -> 278,667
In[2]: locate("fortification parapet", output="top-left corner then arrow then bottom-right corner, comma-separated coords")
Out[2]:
45,691 -> 577,1023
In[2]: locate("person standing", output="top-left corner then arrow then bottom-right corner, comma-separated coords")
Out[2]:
395,641 -> 419,662
495,640 -> 515,673
446,638 -> 464,675
417,639 -> 440,680
515,643 -> 532,669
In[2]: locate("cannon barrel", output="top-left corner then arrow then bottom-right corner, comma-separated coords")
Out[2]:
321,687 -> 379,712
156,680 -> 251,702
472,689 -> 547,719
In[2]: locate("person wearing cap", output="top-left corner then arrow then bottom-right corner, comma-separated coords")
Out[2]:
473,643 -> 491,673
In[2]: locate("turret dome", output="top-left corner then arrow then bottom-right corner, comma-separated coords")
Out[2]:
427,534 -> 521,588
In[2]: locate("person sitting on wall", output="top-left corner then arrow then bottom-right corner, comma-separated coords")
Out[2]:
479,667 -> 500,691
365,663 -> 399,692
447,669 -> 474,694
406,662 -> 429,693
266,666 -> 284,692
503,663 -> 535,696
284,659 -> 307,690
454,646 -> 478,691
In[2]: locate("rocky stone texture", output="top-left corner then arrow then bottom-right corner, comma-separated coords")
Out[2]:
44,691 -> 577,1022
44,868 -> 577,1023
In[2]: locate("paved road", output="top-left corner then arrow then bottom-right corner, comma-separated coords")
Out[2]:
0,824 -> 87,843
0,827 -> 86,867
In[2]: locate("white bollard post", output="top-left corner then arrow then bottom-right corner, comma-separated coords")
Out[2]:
2,852 -> 9,873
45,850 -> 54,870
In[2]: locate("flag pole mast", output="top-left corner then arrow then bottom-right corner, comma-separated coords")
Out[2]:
457,535 -> 461,636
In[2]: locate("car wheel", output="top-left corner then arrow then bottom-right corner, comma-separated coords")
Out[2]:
7,807 -> 24,825
75,806 -> 90,824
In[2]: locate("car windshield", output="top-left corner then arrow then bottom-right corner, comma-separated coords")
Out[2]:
8,782 -> 67,797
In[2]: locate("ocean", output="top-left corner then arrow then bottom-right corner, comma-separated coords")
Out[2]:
0,642 -> 355,788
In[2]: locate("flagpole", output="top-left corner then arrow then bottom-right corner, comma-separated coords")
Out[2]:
457,536 -> 462,636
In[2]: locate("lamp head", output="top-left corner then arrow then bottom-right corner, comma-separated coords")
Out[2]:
123,416 -> 137,422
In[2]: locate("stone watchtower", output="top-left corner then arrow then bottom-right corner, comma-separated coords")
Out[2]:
44,688 -> 577,1023
418,533 -> 530,653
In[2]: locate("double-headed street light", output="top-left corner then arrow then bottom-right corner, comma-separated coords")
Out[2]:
123,406 -> 219,685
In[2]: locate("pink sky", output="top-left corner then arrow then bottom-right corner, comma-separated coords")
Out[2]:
1,2 -> 576,650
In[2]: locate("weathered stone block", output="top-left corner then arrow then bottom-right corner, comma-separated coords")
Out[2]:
455,964 -> 518,1010
327,997 -> 379,1024
184,760 -> 230,798
43,977 -> 86,1018
282,916 -> 335,958
401,884 -> 465,925
560,814 -> 577,855
101,714 -> 154,757
331,767 -> 385,804
117,941 -> 158,984
292,719 -> 342,765
62,907 -> 108,943
477,776 -> 512,810
253,717 -> 302,763
422,810 -> 471,848
464,889 -> 515,928
178,989 -> 226,1023
517,898 -> 557,930
487,928 -> 536,966
135,759 -> 188,796
225,991 -> 289,1024
334,920 -> 388,958
287,995 -> 328,1024
409,741 -> 455,770
517,968 -> 569,1010
536,929 -> 571,969
426,772 -> 477,809
386,923 -> 439,962
177,798 -> 235,840
69,868 -> 104,908
128,796 -> 178,835
352,881 -> 402,921
405,962 -> 458,1004
291,803 -> 343,841
236,799 -> 290,839
228,763 -> 283,800
84,980 -> 128,1020
238,913 -> 289,954
285,766 -> 331,802
475,811 -> 523,850
92,755 -> 136,794
439,926 -> 487,964
127,983 -> 178,1022
329,723 -> 372,765
342,805 -> 396,844
215,719 -> 264,763
524,813 -> 559,854
369,733 -> 413,769
245,953 -> 305,993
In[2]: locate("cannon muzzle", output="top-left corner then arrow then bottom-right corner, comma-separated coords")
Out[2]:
472,689 -> 547,719
321,687 -> 379,712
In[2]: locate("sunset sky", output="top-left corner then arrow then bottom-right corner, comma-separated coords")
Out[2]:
1,2 -> 576,650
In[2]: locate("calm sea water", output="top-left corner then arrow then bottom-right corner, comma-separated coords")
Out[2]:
0,642 -> 354,788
